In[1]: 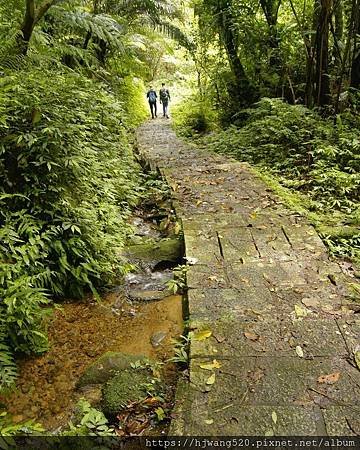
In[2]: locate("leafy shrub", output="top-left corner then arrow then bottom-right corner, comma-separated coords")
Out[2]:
0,67 -> 143,388
200,98 -> 360,264
204,98 -> 360,212
172,95 -> 218,137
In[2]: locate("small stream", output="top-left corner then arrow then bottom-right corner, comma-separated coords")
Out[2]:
4,212 -> 185,433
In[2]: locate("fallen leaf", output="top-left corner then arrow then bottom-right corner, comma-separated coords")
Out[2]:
213,333 -> 226,343
265,429 -> 274,436
248,368 -> 265,383
244,331 -> 260,341
294,304 -> 309,318
271,411 -> 278,425
318,372 -> 340,384
301,297 -> 320,308
200,360 -> 222,370
355,347 -> 360,371
192,330 -> 212,341
296,345 -> 304,358
174,223 -> 182,235
204,419 -> 214,425
206,373 -> 216,385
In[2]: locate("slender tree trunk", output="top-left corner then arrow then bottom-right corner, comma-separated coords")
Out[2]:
259,0 -> 282,68
216,0 -> 257,106
314,0 -> 332,106
350,0 -> 360,88
18,0 -> 57,55
19,0 -> 36,55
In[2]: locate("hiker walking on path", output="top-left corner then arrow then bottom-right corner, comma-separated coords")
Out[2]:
147,86 -> 157,119
159,83 -> 170,118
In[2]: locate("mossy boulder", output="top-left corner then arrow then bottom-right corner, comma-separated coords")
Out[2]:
77,352 -> 146,388
101,369 -> 160,417
124,237 -> 183,269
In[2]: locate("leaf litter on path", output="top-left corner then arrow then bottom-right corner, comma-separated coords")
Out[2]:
317,372 -> 341,384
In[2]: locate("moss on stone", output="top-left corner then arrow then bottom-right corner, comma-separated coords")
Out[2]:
124,237 -> 183,266
77,352 -> 146,388
101,369 -> 156,417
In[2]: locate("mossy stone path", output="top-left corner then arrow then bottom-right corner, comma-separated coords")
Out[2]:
136,119 -> 360,436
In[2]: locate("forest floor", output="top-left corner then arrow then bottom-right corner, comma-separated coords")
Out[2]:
136,119 -> 360,436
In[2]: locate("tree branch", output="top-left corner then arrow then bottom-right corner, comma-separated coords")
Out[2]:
34,0 -> 63,25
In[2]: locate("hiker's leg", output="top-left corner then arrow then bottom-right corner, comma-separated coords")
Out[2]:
154,102 -> 157,117
149,102 -> 154,118
163,103 -> 166,116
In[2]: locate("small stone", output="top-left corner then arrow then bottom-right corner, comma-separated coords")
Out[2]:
150,331 -> 167,347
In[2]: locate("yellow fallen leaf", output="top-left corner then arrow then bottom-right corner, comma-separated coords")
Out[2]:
295,345 -> 304,358
174,222 -> 181,235
272,411 -> 277,424
244,331 -> 260,341
200,359 -> 222,370
204,419 -> 214,425
192,330 -> 212,341
354,347 -> 360,370
206,373 -> 216,385
294,304 -> 309,318
317,372 -> 340,384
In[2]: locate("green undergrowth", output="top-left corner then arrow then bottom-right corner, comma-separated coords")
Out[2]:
177,97 -> 360,267
171,94 -> 218,137
0,67 -> 146,390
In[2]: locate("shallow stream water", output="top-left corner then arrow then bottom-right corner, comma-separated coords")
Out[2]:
5,291 -> 183,430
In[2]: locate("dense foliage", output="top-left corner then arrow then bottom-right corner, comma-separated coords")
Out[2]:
0,0 -> 184,389
194,98 -> 360,265
173,0 -> 360,268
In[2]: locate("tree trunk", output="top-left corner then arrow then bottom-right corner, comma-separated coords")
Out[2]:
259,0 -> 281,68
18,0 -> 57,55
314,0 -> 333,106
350,0 -> 360,88
19,0 -> 36,55
216,0 -> 258,106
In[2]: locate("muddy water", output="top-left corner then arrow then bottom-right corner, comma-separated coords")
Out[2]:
5,293 -> 183,430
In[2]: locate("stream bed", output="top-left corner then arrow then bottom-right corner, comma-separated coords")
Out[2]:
4,211 -> 185,434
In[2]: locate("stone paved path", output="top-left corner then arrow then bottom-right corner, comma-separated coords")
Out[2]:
136,120 -> 360,436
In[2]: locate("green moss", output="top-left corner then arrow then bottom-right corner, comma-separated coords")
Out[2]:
77,352 -> 146,388
101,369 -> 158,417
124,238 -> 183,265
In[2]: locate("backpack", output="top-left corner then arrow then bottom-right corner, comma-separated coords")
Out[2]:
160,88 -> 169,102
148,90 -> 156,103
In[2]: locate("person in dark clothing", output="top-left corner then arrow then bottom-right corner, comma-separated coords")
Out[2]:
147,86 -> 157,119
159,83 -> 170,118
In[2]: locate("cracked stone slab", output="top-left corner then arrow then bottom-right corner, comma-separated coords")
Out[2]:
186,264 -> 231,289
188,288 -> 283,322
189,318 -> 348,358
336,318 -> 360,354
184,231 -> 222,264
137,120 -> 360,436
322,406 -> 360,435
